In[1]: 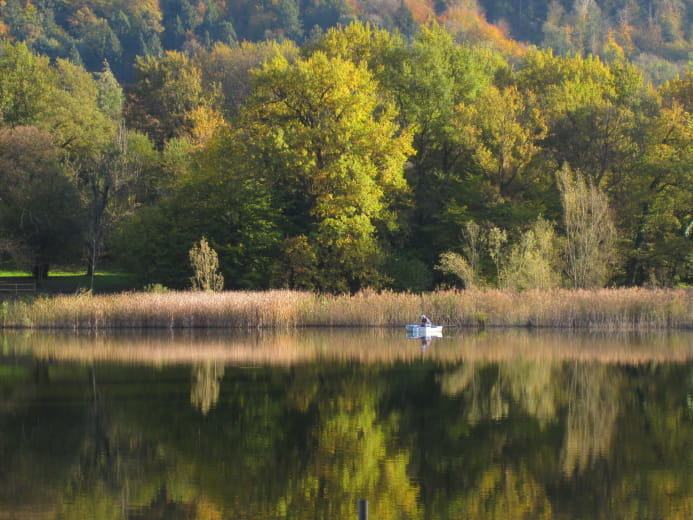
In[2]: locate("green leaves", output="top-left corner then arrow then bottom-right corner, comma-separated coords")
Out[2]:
0,126 -> 83,270
127,51 -> 206,148
455,85 -> 547,201
243,51 -> 412,291
0,41 -> 55,125
1,22 -> 690,289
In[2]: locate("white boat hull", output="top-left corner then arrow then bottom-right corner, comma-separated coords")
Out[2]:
405,324 -> 443,335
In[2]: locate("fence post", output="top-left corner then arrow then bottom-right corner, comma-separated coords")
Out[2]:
358,499 -> 368,520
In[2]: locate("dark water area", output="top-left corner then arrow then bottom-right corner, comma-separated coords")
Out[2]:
1,328 -> 692,519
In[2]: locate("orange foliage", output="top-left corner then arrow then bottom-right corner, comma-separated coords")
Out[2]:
405,0 -> 436,24
68,6 -> 99,29
440,3 -> 524,57
602,30 -> 627,61
345,0 -> 361,16
196,1 -> 207,22
613,20 -> 636,56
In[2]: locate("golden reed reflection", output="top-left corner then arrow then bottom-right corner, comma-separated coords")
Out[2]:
2,328 -> 692,365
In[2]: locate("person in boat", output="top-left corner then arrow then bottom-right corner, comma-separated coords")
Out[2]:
420,314 -> 432,327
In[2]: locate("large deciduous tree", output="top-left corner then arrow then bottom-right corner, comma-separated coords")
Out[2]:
196,40 -> 300,119
621,101 -> 693,285
1,42 -> 151,279
243,51 -> 413,292
314,23 -> 505,278
516,50 -> 643,189
113,123 -> 281,290
0,41 -> 55,125
0,126 -> 83,278
454,84 -> 547,202
125,50 -> 206,148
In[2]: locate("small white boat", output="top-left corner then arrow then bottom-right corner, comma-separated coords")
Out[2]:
405,324 -> 443,335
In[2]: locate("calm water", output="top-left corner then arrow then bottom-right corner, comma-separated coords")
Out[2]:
1,328 -> 692,519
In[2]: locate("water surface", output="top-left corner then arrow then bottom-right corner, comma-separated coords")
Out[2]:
1,328 -> 692,519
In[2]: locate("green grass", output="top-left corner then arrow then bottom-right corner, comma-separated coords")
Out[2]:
0,268 -> 138,293
0,270 -> 33,277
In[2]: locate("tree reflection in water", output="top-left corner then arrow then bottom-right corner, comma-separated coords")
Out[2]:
191,362 -> 225,415
0,329 -> 691,519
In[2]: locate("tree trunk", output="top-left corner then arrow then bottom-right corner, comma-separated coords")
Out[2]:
32,263 -> 49,280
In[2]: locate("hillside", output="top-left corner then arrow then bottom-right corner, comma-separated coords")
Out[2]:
0,0 -> 690,83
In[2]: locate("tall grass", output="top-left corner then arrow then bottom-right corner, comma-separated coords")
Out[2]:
0,287 -> 691,330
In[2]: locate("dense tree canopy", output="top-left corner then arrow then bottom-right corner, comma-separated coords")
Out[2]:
1,0 -> 691,84
0,126 -> 83,276
0,11 -> 690,289
239,51 -> 413,291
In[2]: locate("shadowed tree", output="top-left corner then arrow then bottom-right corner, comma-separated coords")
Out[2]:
0,126 -> 83,278
126,51 -> 206,148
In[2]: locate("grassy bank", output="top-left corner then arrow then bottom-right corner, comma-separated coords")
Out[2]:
0,270 -> 137,293
1,288 -> 691,330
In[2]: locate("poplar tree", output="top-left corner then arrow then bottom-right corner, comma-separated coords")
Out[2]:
557,164 -> 617,288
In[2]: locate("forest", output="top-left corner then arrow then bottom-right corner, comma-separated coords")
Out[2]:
0,0 -> 691,292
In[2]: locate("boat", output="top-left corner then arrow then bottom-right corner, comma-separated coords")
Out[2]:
405,324 -> 443,335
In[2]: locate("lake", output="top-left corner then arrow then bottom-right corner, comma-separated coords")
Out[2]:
1,328 -> 692,519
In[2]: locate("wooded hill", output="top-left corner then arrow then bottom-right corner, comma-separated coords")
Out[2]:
1,0 -> 691,84
0,3 -> 691,292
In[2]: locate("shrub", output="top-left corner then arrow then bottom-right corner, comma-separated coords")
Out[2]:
189,237 -> 224,291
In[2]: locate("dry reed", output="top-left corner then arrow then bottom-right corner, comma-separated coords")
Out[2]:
0,287 -> 691,330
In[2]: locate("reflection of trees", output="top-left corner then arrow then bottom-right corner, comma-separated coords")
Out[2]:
439,363 -> 508,423
452,465 -> 553,520
440,359 -> 623,477
0,362 -> 83,515
285,366 -> 319,412
560,362 -> 620,476
190,362 -> 225,415
599,364 -> 693,520
430,362 -> 560,520
438,360 -> 621,475
439,361 -> 559,427
58,365 -> 152,519
3,356 -> 693,519
505,361 -> 560,428
282,371 -> 421,520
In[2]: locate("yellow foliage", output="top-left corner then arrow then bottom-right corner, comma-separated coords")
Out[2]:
188,106 -> 226,148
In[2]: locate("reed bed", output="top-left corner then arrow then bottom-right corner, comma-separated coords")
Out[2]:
0,287 -> 691,330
